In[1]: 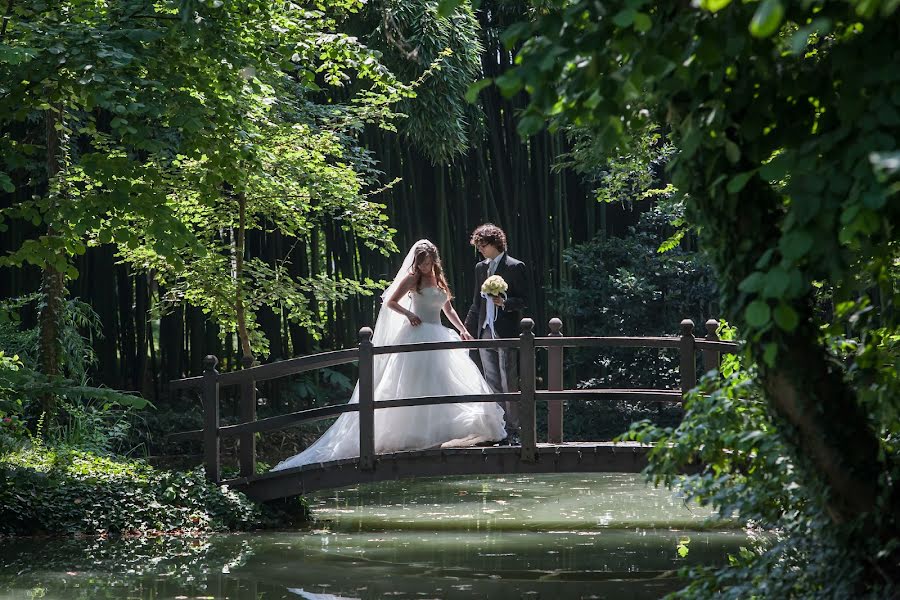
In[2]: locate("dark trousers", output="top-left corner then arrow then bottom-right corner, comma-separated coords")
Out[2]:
479,325 -> 519,435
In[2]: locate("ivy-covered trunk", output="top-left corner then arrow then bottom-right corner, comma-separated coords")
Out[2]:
759,324 -> 885,523
37,107 -> 64,427
38,265 -> 64,417
705,178 -> 898,561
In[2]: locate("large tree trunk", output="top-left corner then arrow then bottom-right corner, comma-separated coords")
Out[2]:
760,319 -> 888,524
38,265 -> 64,416
701,177 -> 898,554
37,107 -> 65,428
759,315 -> 900,584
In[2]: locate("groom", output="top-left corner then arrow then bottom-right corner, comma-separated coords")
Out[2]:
464,224 -> 530,445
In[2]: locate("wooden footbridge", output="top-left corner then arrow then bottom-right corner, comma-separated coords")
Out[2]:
169,318 -> 736,501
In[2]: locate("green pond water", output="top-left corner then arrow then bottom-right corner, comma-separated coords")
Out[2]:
0,473 -> 747,599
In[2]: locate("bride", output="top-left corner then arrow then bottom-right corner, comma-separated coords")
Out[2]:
272,240 -> 506,471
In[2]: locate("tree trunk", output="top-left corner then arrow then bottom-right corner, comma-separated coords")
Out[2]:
37,107 -> 65,428
761,321 -> 896,527
233,191 -> 253,362
38,266 -> 64,414
704,177 -> 899,553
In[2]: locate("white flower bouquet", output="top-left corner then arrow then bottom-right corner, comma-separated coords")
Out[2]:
481,274 -> 508,297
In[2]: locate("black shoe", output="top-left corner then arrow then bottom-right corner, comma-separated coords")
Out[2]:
507,434 -> 522,446
496,436 -> 512,446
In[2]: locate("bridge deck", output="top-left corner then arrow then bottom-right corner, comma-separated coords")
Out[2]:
229,441 -> 652,501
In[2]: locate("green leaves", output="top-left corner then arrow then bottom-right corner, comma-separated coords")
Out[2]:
436,0 -> 468,17
0,172 -> 14,193
749,0 -> 785,38
465,78 -> 493,104
612,9 -> 652,31
773,303 -> 798,331
745,299 -> 771,328
0,45 -> 38,65
724,139 -> 742,164
509,1 -> 900,595
727,170 -> 755,194
779,230 -> 814,262
700,0 -> 733,12
517,114 -> 545,137
0,448 -> 262,536
2,0 -> 404,357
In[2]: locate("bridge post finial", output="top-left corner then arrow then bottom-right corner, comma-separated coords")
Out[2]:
548,318 -> 562,336
520,318 -> 535,334
702,318 -> 721,374
705,319 -> 719,340
680,319 -> 694,337
203,355 -> 219,373
241,355 -> 255,369
359,327 -> 373,343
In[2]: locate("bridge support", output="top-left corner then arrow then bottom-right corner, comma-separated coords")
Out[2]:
239,355 -> 257,478
679,319 -> 696,396
202,355 -> 221,483
358,327 -> 375,470
547,318 -> 564,444
703,319 -> 721,372
519,319 -> 537,462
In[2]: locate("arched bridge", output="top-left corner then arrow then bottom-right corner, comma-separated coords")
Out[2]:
169,318 -> 736,502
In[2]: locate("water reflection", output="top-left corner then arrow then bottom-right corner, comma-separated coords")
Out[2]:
0,474 -> 746,599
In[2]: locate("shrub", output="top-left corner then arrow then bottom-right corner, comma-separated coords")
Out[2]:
0,447 -> 263,536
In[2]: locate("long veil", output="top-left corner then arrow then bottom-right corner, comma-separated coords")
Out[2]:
370,239 -> 428,348
270,240 -> 432,470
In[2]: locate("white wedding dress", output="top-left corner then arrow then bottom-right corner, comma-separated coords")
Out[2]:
272,244 -> 506,471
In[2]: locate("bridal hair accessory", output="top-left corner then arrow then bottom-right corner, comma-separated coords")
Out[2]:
480,275 -> 508,337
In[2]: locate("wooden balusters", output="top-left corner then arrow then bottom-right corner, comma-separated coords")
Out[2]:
358,327 -> 375,471
702,318 -> 721,373
519,318 -> 537,463
239,355 -> 257,478
547,318 -> 564,444
679,319 -> 696,397
202,355 -> 221,483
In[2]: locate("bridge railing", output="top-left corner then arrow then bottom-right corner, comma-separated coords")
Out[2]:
168,317 -> 736,483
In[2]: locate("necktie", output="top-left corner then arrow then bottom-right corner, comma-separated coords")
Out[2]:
483,258 -> 498,331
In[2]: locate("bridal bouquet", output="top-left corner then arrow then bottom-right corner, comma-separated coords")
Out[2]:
481,275 -> 508,297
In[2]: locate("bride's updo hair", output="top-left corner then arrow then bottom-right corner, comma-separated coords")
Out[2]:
410,241 -> 451,296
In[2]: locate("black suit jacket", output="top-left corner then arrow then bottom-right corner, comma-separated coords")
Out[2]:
464,253 -> 530,339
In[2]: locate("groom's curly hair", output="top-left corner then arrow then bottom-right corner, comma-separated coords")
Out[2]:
469,224 -> 507,252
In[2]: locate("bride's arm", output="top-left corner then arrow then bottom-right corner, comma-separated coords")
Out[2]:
386,275 -> 422,326
443,300 -> 474,340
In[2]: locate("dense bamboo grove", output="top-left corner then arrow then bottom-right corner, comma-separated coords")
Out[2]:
0,3 -> 644,403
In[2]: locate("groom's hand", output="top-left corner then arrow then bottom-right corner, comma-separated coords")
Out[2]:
491,296 -> 505,307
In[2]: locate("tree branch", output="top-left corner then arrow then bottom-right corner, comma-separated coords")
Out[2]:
0,0 -> 15,42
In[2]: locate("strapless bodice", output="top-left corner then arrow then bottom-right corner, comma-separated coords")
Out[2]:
409,286 -> 448,324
